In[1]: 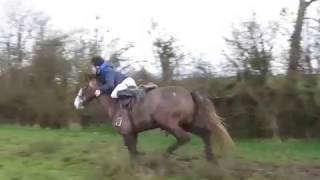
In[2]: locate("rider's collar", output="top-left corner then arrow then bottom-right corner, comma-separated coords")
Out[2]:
96,62 -> 108,75
100,61 -> 109,69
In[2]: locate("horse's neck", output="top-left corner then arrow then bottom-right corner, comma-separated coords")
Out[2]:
97,95 -> 118,118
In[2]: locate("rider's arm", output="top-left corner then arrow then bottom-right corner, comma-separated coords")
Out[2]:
100,71 -> 115,93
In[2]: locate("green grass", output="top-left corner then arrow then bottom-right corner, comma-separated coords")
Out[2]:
0,124 -> 319,180
234,139 -> 320,165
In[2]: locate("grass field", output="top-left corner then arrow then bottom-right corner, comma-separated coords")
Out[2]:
0,124 -> 319,180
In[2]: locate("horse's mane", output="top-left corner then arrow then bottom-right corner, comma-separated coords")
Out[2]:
84,73 -> 97,82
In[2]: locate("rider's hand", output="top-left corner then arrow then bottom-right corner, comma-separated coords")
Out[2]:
94,90 -> 101,97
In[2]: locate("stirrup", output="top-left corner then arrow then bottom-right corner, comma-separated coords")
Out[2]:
115,117 -> 122,127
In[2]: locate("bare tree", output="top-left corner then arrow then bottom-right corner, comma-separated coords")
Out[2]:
223,17 -> 280,138
224,16 -> 278,84
3,6 -> 33,65
149,21 -> 184,81
0,2 -> 50,70
287,0 -> 319,83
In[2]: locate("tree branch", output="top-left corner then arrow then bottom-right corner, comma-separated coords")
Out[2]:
305,17 -> 320,23
306,0 -> 318,7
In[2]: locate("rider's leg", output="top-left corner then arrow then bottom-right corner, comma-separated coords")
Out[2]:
111,83 -> 127,98
122,77 -> 137,87
111,77 -> 137,98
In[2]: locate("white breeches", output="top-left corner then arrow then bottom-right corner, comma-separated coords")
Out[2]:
110,77 -> 137,98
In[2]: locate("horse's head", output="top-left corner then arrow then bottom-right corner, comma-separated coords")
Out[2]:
74,74 -> 131,129
74,74 -> 99,110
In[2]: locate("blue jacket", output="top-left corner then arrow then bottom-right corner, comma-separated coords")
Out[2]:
96,61 -> 127,94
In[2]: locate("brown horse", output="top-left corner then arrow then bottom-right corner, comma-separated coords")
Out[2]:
74,76 -> 234,163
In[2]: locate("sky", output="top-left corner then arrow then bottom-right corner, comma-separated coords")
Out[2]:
0,0 -> 302,73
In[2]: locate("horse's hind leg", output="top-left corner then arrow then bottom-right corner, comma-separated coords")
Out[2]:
201,132 -> 218,164
184,126 -> 218,164
166,125 -> 190,154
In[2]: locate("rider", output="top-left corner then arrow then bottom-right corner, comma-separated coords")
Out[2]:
90,56 -> 137,98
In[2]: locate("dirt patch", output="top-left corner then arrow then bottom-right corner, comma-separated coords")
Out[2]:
222,159 -> 320,180
131,154 -> 320,179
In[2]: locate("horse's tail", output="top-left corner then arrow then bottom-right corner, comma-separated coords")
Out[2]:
191,91 -> 234,154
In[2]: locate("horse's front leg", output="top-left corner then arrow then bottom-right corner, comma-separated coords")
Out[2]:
132,133 -> 146,156
123,133 -> 143,158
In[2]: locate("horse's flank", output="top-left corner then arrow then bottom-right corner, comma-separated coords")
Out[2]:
128,86 -> 194,131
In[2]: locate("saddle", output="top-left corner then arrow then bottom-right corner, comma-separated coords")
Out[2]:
113,82 -> 158,133
117,82 -> 158,110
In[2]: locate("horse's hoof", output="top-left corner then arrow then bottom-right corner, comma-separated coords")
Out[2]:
162,152 -> 170,158
208,159 -> 219,166
129,154 -> 142,162
163,151 -> 177,158
136,151 -> 146,156
166,151 -> 178,156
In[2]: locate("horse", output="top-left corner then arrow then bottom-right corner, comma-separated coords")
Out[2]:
74,76 -> 234,164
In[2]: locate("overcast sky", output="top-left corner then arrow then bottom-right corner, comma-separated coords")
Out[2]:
0,0 -> 305,72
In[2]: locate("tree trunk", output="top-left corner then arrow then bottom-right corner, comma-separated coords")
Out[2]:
287,0 -> 318,83
161,57 -> 172,82
17,30 -> 23,64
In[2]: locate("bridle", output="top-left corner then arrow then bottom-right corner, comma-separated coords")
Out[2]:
74,85 -> 96,109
